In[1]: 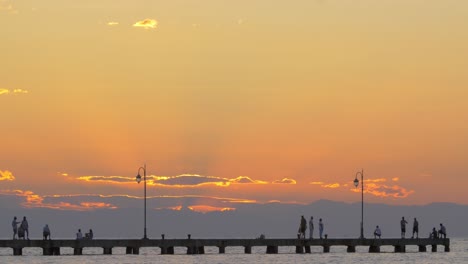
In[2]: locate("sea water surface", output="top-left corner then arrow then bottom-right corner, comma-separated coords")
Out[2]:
0,238 -> 467,264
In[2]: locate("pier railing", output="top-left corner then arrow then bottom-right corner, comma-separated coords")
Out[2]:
0,238 -> 450,255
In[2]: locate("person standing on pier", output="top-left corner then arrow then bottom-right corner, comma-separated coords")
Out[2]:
411,218 -> 419,239
20,216 -> 29,240
299,215 -> 307,239
309,216 -> 314,240
319,218 -> 324,239
400,217 -> 408,238
43,224 -> 51,240
76,229 -> 83,240
12,216 -> 20,240
438,223 -> 447,239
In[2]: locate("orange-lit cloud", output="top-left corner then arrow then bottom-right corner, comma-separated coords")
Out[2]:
0,170 -> 15,181
76,174 -> 270,187
0,190 -> 117,211
188,205 -> 236,213
0,88 -> 29,95
272,178 -> 297,184
350,179 -> 415,198
133,19 -> 158,29
310,181 -> 340,188
392,177 -> 400,182
107,21 -> 119,26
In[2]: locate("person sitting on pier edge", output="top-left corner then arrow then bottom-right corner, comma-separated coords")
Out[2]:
319,218 -> 324,239
438,223 -> 447,239
430,227 -> 438,239
411,218 -> 419,239
400,217 -> 408,239
43,224 -> 51,240
85,229 -> 93,239
374,225 -> 382,239
298,215 -> 307,239
12,216 -> 20,240
76,229 -> 83,240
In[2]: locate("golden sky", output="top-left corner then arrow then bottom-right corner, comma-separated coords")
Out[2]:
1,0 -> 468,212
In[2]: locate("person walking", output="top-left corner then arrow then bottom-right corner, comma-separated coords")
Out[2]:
43,224 -> 51,240
319,218 -> 324,239
411,218 -> 419,239
12,216 -> 20,240
400,217 -> 408,239
309,216 -> 314,240
20,216 -> 29,240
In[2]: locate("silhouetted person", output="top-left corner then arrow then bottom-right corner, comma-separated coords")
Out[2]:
85,229 -> 93,239
298,215 -> 307,239
319,218 -> 324,239
309,216 -> 314,240
438,223 -> 447,239
76,229 -> 83,240
43,224 -> 51,240
20,216 -> 29,240
411,218 -> 419,239
374,225 -> 382,239
431,227 -> 438,239
400,217 -> 408,238
12,216 -> 20,240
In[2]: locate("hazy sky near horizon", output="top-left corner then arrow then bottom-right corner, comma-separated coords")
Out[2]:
1,0 -> 468,213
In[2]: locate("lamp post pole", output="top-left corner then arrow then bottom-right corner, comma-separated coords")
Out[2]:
354,169 -> 364,239
136,164 -> 148,239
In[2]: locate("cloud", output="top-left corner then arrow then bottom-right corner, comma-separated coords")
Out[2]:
351,182 -> 415,198
133,19 -> 158,29
392,177 -> 400,182
107,21 -> 119,26
187,205 -> 236,213
76,174 -> 269,187
272,178 -> 297,184
0,190 -> 117,211
310,181 -> 340,188
0,170 -> 15,181
0,88 -> 29,95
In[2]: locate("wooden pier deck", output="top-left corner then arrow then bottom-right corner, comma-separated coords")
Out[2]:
0,238 -> 450,256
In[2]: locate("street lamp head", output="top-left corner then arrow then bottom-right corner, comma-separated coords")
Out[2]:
353,177 -> 359,188
136,174 -> 142,184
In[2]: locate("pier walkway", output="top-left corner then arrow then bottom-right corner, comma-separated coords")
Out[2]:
0,238 -> 450,256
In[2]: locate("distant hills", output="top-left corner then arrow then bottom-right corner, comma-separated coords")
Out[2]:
2,200 -> 467,239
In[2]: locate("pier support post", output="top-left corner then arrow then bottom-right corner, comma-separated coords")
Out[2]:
43,247 -> 52,256
13,248 -> 22,256
295,246 -> 304,253
347,246 -> 356,253
198,246 -> 205,254
126,247 -> 139,254
369,245 -> 380,253
266,246 -> 278,254
444,245 -> 450,252
305,246 -> 311,253
244,246 -> 252,254
432,245 -> 437,252
126,247 -> 132,254
103,247 -> 113,255
218,246 -> 226,254
73,248 -> 82,255
394,245 -> 406,253
53,247 -> 60,255
323,245 -> 330,253
418,245 -> 427,252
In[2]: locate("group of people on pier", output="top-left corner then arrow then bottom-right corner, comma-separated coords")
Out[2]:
11,216 -> 94,241
373,216 -> 447,239
298,215 -> 325,240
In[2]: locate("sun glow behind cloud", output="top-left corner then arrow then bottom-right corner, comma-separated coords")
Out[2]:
0,170 -> 15,181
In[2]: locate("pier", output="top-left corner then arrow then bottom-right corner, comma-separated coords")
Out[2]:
0,238 -> 450,255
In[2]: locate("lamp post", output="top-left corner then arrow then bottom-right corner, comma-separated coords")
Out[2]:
136,164 -> 148,239
354,169 -> 364,239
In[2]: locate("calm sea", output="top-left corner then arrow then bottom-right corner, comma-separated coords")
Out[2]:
0,238 -> 467,264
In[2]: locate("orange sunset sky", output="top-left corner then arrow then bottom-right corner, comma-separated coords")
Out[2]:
1,0 -> 468,213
